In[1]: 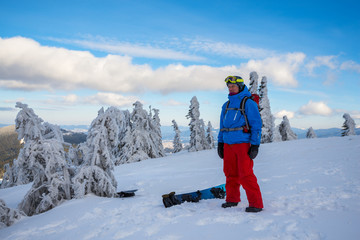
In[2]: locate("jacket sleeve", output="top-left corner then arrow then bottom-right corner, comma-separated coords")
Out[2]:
217,103 -> 226,143
245,99 -> 262,145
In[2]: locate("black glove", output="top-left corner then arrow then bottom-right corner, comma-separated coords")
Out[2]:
248,145 -> 259,159
217,142 -> 224,159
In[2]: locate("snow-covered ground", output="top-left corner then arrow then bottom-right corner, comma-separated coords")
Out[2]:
1,136 -> 360,240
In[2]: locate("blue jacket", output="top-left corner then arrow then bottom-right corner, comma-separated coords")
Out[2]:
218,86 -> 262,145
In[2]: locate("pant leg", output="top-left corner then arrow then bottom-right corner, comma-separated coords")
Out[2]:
223,144 -> 241,203
235,143 -> 264,209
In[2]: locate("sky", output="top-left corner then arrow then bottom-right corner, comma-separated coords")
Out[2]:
0,0 -> 359,129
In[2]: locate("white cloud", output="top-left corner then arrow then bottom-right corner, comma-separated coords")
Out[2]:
0,37 -> 231,93
340,60 -> 360,73
298,100 -> 332,116
49,36 -> 205,61
62,94 -> 78,104
306,55 -> 337,74
274,110 -> 295,119
189,39 -> 274,59
84,92 -> 140,107
240,52 -> 306,87
0,37 -> 304,94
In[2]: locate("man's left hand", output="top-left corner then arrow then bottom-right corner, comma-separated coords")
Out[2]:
248,145 -> 259,159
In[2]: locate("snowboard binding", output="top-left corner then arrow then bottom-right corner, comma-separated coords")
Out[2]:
210,187 -> 226,199
162,192 -> 181,208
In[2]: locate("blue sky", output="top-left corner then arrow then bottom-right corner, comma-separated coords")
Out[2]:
0,0 -> 359,129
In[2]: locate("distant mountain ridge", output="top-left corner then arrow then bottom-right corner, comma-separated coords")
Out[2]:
1,124 -> 359,144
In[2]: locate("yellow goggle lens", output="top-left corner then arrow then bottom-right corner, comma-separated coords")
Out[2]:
225,76 -> 244,84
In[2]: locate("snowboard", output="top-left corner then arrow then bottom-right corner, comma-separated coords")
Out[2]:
162,184 -> 226,208
116,189 -> 138,198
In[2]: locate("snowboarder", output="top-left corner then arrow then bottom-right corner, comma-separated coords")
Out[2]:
217,76 -> 264,212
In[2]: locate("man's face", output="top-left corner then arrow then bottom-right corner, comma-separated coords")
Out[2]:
227,83 -> 239,94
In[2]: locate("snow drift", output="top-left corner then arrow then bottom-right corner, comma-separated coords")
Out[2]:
1,135 -> 360,239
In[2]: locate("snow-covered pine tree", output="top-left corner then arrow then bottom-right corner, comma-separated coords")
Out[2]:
306,127 -> 317,138
248,71 -> 259,95
18,138 -> 72,216
116,125 -> 133,164
272,125 -> 282,142
342,113 -> 356,136
13,102 -> 72,216
200,119 -> 211,150
279,116 -> 297,141
73,107 -> 118,198
206,121 -> 215,149
13,102 -> 44,185
0,163 -> 16,189
149,108 -> 165,158
114,110 -> 132,165
259,76 -> 275,143
94,106 -> 131,166
15,102 -> 44,143
0,199 -> 25,229
172,120 -> 183,153
43,122 -> 64,142
127,101 -> 155,161
186,96 -> 207,152
65,143 -> 81,166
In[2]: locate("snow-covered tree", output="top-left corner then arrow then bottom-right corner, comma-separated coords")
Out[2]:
128,101 -> 155,161
206,121 -> 215,149
272,125 -> 282,142
73,107 -> 118,198
43,122 -> 64,142
18,138 -> 72,216
13,102 -> 44,185
0,163 -> 16,189
186,96 -> 207,152
248,71 -> 259,95
11,103 -> 74,216
113,110 -> 131,165
15,102 -> 44,143
83,106 -> 131,166
342,113 -> 356,136
116,125 -> 134,164
200,119 -> 211,150
279,116 -> 297,141
259,76 -> 275,143
306,127 -> 317,138
149,108 -> 165,158
172,120 -> 183,153
116,101 -> 164,164
0,199 -> 25,229
65,143 -> 82,166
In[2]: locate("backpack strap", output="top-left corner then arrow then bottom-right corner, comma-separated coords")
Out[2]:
221,97 -> 251,132
240,96 -> 250,131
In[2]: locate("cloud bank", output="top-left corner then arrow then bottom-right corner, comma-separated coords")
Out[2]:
0,36 -> 331,94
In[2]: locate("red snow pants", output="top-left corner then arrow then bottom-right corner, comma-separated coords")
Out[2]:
223,143 -> 263,208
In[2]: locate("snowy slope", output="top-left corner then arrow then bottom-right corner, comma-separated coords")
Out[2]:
1,136 -> 360,240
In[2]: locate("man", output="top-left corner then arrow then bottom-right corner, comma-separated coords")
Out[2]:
217,75 -> 263,212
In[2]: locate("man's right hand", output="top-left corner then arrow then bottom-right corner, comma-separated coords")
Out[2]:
217,142 -> 224,159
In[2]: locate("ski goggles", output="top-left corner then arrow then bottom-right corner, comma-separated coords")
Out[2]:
224,76 -> 244,84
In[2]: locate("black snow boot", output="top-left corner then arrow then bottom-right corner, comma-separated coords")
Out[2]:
245,207 -> 263,213
221,202 -> 238,208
